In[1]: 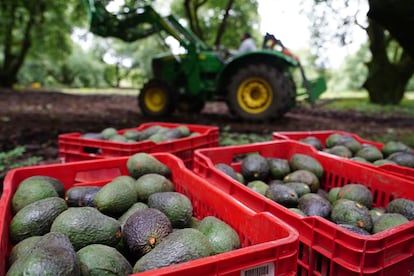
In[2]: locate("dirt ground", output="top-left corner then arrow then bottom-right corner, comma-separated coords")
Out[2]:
1,88 -> 413,164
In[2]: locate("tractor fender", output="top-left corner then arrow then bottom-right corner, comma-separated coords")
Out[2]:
216,50 -> 298,96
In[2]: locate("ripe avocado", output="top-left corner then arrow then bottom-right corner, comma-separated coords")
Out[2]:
50,207 -> 122,250
247,180 -> 269,196
283,169 -> 320,193
9,197 -> 68,244
134,173 -> 175,202
137,125 -> 164,140
289,153 -> 324,178
265,183 -> 298,208
323,145 -> 353,158
6,232 -> 80,276
122,208 -> 172,258
386,151 -> 414,168
12,178 -> 59,214
77,244 -> 132,275
370,207 -> 385,224
93,178 -> 137,217
127,153 -> 170,179
335,135 -> 362,154
331,199 -> 373,232
118,202 -> 149,228
289,208 -> 306,216
132,228 -> 212,273
336,183 -> 373,208
65,186 -> 101,207
382,141 -> 412,157
147,192 -> 193,228
355,145 -> 383,162
101,127 -> 118,140
241,153 -> 269,182
20,175 -> 65,197
197,216 -> 241,255
109,134 -> 128,142
299,136 -> 323,150
350,156 -> 370,164
385,198 -> 414,220
373,159 -> 397,166
325,133 -> 344,148
327,187 -> 341,204
123,129 -> 141,141
372,213 -> 409,234
215,163 -> 238,180
298,193 -> 331,218
284,182 -> 311,197
7,236 -> 41,268
267,157 -> 291,180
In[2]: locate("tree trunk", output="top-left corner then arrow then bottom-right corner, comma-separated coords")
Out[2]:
214,0 -> 235,47
363,20 -> 414,105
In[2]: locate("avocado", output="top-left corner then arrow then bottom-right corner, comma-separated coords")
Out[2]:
385,198 -> 414,220
101,127 -> 118,140
50,207 -> 122,250
189,216 -> 201,228
372,213 -> 409,234
338,224 -> 371,235
247,180 -> 269,196
118,202 -> 149,228
94,178 -> 137,217
134,173 -> 175,202
289,153 -> 324,178
147,192 -> 193,228
197,216 -> 241,255
350,156 -> 370,164
241,153 -> 269,182
336,135 -> 363,154
6,232 -> 80,276
323,145 -> 353,158
373,159 -> 397,166
7,236 -> 41,268
82,132 -> 104,140
12,178 -> 59,214
370,207 -> 385,224
284,182 -> 311,198
137,125 -> 164,140
299,136 -> 323,150
267,157 -> 291,180
77,244 -> 132,276
133,228 -> 212,273
289,208 -> 307,216
9,197 -> 68,244
386,151 -> 414,168
283,169 -> 320,193
355,145 -> 383,162
65,186 -> 101,207
331,199 -> 373,232
163,126 -> 190,141
148,132 -> 168,143
382,141 -> 412,157
20,175 -> 65,197
109,134 -> 128,142
336,183 -> 373,208
127,153 -> 171,179
325,133 -> 344,148
215,163 -> 238,181
298,193 -> 331,218
123,129 -> 141,141
122,208 -> 172,258
235,172 -> 246,184
327,187 -> 341,204
265,183 -> 298,208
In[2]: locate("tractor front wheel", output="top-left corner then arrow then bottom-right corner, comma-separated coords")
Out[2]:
138,79 -> 176,117
226,64 -> 294,121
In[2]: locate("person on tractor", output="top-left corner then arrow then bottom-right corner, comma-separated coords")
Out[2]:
238,32 -> 257,53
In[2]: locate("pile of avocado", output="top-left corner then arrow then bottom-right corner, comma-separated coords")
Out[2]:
7,153 -> 241,275
215,152 -> 414,236
299,133 -> 414,168
81,124 -> 200,144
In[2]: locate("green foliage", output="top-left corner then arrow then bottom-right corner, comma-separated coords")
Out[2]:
0,146 -> 42,180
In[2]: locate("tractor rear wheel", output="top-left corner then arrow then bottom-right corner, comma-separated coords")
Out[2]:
138,79 -> 176,117
226,64 -> 294,121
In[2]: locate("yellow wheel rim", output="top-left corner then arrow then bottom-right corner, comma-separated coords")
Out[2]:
144,87 -> 166,113
237,77 -> 272,114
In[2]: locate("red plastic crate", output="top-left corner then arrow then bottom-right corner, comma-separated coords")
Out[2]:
193,140 -> 414,276
58,122 -> 219,168
272,130 -> 414,181
0,153 -> 299,276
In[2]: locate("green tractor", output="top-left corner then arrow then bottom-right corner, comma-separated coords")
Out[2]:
86,1 -> 326,121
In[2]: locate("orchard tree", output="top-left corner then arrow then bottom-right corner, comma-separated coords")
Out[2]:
306,0 -> 414,105
0,0 -> 85,88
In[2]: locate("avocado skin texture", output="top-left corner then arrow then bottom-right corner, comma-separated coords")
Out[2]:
20,175 -> 65,197
373,213 -> 409,234
77,244 -> 132,276
331,199 -> 373,232
284,169 -> 320,193
118,202 -> 149,228
387,151 -> 414,167
134,173 -> 174,203
147,192 -> 193,228
337,183 -> 373,209
289,154 -> 324,178
386,198 -> 414,220
299,136 -> 323,150
7,232 -> 80,276
298,193 -> 331,218
241,154 -> 269,182
267,157 -> 291,180
123,208 -> 172,258
215,163 -> 238,180
265,183 -> 298,208
133,228 -> 212,273
126,153 -> 170,179
65,186 -> 101,207
9,197 -> 68,244
8,236 -> 42,268
197,216 -> 241,255
338,224 -> 371,235
50,207 -> 122,251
